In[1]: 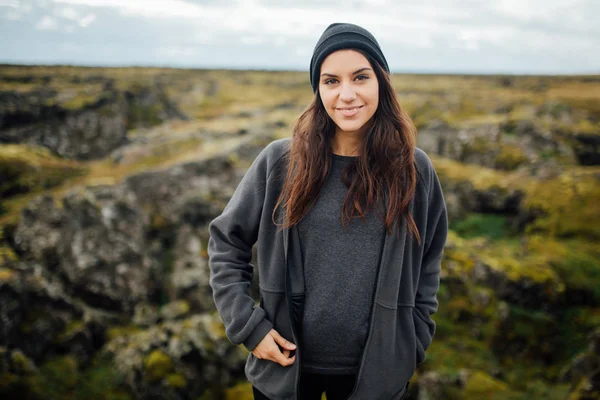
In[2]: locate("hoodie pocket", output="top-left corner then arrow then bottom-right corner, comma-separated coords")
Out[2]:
260,291 -> 294,342
347,304 -> 417,400
245,290 -> 298,399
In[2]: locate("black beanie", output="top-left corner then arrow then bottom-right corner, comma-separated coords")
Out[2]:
309,22 -> 390,93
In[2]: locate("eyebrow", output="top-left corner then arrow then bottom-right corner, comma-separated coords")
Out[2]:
320,67 -> 373,78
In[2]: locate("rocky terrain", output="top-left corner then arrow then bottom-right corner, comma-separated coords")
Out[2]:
0,65 -> 599,399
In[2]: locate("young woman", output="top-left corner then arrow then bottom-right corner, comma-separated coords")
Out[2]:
208,22 -> 448,400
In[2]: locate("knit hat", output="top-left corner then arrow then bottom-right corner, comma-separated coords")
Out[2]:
309,22 -> 390,93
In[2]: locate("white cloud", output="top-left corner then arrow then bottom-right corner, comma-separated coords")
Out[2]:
4,0 -> 597,73
36,15 -> 59,30
54,5 -> 78,19
78,12 -> 95,27
52,0 -> 204,17
53,6 -> 95,28
1,0 -> 33,19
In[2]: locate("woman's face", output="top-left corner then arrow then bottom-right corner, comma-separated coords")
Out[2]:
319,49 -> 379,137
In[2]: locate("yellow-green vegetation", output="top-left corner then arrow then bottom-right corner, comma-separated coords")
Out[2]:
0,144 -> 87,198
480,240 -> 564,290
0,267 -> 16,282
206,311 -> 227,340
0,230 -> 18,265
144,349 -> 174,382
450,213 -> 517,240
1,65 -> 599,399
495,143 -> 529,170
464,371 -> 510,398
432,153 -> 600,239
426,225 -> 599,398
0,354 -> 134,400
432,154 -> 523,192
55,320 -> 86,343
105,324 -> 142,341
165,373 -> 187,389
523,167 -> 600,238
443,232 -> 564,292
223,381 -> 253,400
527,235 -> 600,302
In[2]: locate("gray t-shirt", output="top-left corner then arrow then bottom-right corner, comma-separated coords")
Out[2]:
298,153 -> 386,375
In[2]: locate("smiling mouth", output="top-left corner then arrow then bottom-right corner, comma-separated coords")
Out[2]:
336,105 -> 364,111
336,105 -> 364,116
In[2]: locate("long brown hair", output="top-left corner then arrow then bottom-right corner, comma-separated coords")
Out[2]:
272,49 -> 421,244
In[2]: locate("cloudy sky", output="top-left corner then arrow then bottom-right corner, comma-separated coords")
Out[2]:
1,0 -> 598,74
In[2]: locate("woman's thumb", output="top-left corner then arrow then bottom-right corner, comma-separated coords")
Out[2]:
270,330 -> 297,350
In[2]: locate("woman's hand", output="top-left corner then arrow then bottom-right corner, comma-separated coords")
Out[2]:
252,329 -> 297,367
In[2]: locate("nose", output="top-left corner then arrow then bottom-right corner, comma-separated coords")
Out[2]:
339,83 -> 356,102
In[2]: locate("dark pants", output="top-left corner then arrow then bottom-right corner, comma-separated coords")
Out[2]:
253,370 -> 357,400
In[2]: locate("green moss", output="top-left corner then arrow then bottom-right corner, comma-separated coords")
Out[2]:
556,307 -> 600,361
432,154 -> 519,193
144,350 -> 173,382
451,213 -> 517,240
520,379 -> 571,400
523,170 -> 600,239
0,144 -> 87,198
495,144 -> 528,170
34,355 -> 79,396
0,268 -> 16,282
127,104 -> 163,129
160,300 -> 190,319
477,238 -> 565,296
10,350 -> 36,375
106,324 -> 141,341
208,318 -> 226,340
461,136 -> 497,159
552,250 -> 600,302
56,320 -> 85,343
224,381 -> 253,400
426,335 -> 501,375
6,353 -> 135,400
523,235 -> 600,302
464,371 -> 510,399
489,304 -> 564,379
165,373 -> 187,389
197,388 -> 220,400
567,376 -> 599,400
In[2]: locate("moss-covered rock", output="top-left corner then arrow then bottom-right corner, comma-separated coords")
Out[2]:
159,300 -> 190,321
106,324 -> 142,341
494,143 -> 529,171
224,381 -> 253,400
144,349 -> 174,382
104,312 -> 246,399
463,370 -> 510,398
165,372 -> 187,389
0,144 -> 86,198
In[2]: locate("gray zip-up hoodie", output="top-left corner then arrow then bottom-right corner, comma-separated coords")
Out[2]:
208,138 -> 448,400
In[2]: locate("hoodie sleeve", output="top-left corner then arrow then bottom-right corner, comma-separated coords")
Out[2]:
413,155 -> 448,365
208,145 -> 275,352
